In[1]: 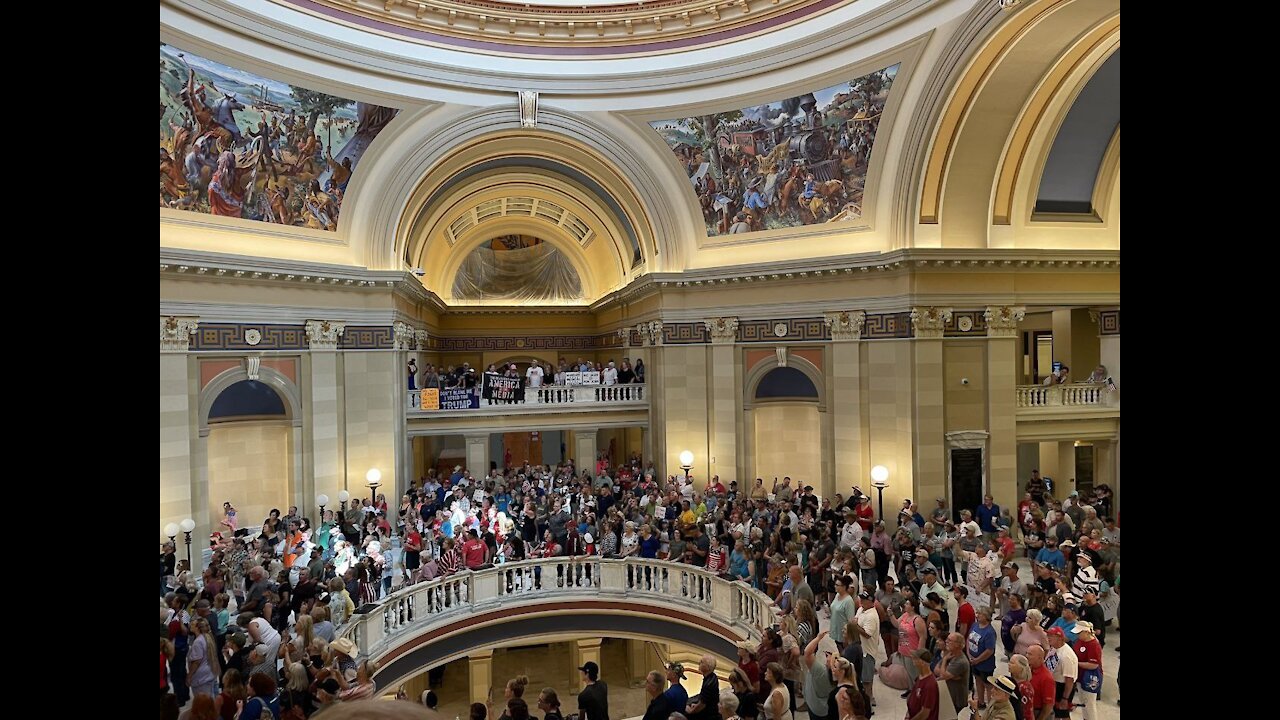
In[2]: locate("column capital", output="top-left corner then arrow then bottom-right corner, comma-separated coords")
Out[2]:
638,320 -> 664,347
983,306 -> 1026,338
703,317 -> 739,344
414,329 -> 430,351
393,321 -> 416,350
305,320 -> 346,350
910,307 -> 952,339
160,316 -> 199,353
823,310 -> 865,341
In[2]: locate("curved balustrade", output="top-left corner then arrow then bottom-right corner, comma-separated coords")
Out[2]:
409,383 -> 647,411
338,557 -> 778,660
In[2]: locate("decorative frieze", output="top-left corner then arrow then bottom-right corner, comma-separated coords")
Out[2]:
415,329 -> 430,351
823,311 -> 866,341
160,316 -> 199,353
983,306 -> 1026,338
704,317 -> 739,344
1097,309 -> 1120,336
639,321 -> 665,347
305,320 -> 347,350
910,307 -> 953,340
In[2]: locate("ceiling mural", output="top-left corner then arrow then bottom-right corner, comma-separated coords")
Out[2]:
651,64 -> 898,237
159,43 -> 398,231
452,235 -> 584,303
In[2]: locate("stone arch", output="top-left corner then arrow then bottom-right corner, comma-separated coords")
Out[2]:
743,353 -> 826,412
198,365 -> 302,438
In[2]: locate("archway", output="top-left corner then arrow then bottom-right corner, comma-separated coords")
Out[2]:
743,359 -> 829,500
198,366 -> 304,538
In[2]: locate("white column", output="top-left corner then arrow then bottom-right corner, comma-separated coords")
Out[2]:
575,431 -> 598,476
466,434 -> 490,475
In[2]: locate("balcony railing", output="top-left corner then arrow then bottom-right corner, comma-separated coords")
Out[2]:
339,557 -> 777,661
1016,383 -> 1116,409
408,383 -> 646,411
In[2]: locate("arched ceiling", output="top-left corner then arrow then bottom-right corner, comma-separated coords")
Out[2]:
1035,50 -> 1119,214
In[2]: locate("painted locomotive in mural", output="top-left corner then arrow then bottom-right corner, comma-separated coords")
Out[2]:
652,64 -> 898,236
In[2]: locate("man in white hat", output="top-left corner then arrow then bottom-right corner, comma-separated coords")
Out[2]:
1070,551 -> 1099,599
969,675 -> 1019,720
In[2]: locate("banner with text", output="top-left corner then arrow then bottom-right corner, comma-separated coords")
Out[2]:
419,388 -> 440,410
483,374 -> 525,403
564,371 -> 601,385
439,387 -> 479,410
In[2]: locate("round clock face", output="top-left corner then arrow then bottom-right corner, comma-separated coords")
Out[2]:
773,322 -> 789,337
245,329 -> 263,346
957,316 -> 974,332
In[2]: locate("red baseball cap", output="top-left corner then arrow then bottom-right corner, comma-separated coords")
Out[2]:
1046,627 -> 1065,638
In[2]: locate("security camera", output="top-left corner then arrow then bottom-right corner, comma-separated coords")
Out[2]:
961,377 -> 970,385
411,267 -> 426,277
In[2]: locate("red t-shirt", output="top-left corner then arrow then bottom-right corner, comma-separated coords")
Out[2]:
907,673 -> 940,720
405,531 -> 423,553
462,538 -> 488,568
856,503 -> 875,531
738,660 -> 759,689
1017,679 -> 1036,720
1073,638 -> 1103,668
1031,665 -> 1056,710
999,536 -> 1016,558
957,602 -> 976,632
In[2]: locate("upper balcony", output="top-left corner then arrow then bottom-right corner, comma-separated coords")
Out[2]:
1015,382 -> 1119,442
408,383 -> 648,415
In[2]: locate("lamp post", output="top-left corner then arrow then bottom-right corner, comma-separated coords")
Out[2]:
366,468 -> 383,509
870,465 -> 889,523
164,523 -> 179,548
338,490 -> 350,513
679,450 -> 694,483
179,517 -> 196,571
317,494 -> 329,521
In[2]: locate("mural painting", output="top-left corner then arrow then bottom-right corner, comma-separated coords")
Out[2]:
651,64 -> 898,236
452,235 -> 584,303
159,43 -> 398,230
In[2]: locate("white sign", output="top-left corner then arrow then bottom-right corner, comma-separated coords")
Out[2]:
563,371 -> 601,385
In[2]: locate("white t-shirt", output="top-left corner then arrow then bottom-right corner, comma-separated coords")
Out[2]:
602,367 -> 618,385
1047,643 -> 1079,682
856,605 -> 886,661
526,365 -> 544,388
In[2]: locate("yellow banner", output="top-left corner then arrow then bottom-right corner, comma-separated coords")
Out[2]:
419,388 -> 439,410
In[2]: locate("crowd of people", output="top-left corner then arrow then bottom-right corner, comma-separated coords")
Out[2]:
161,454 -> 1117,720
407,357 -> 646,391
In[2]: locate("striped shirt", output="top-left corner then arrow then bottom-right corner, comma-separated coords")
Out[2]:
438,548 -> 463,576
1071,564 -> 1099,599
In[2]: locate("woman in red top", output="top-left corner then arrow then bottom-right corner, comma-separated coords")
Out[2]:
1072,622 -> 1104,720
706,535 -> 728,574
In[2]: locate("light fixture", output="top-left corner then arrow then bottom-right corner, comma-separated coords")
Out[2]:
870,466 -> 889,522
164,523 -> 179,542
179,518 -> 196,571
317,494 -> 330,518
366,468 -> 383,507
338,489 -> 350,512
679,451 -> 694,481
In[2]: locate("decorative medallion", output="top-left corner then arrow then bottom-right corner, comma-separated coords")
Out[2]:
957,316 -> 973,333
773,323 -> 789,338
245,329 -> 263,346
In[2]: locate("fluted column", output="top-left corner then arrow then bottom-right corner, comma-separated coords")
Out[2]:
985,306 -> 1024,509
160,317 -> 200,552
824,311 -> 865,500
305,320 -> 346,508
910,308 -> 950,507
704,317 -> 740,485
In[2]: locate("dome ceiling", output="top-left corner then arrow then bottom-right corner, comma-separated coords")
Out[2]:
277,0 -> 852,55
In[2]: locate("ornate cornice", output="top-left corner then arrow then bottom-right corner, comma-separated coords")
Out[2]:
983,305 -> 1025,338
282,0 -> 855,53
823,310 -> 866,341
704,317 -> 739,344
160,316 -> 200,353
910,307 -> 952,339
305,320 -> 348,349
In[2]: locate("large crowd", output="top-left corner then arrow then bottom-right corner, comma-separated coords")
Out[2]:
161,454 -> 1118,720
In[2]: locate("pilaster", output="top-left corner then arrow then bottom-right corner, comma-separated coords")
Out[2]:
704,317 -> 740,485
